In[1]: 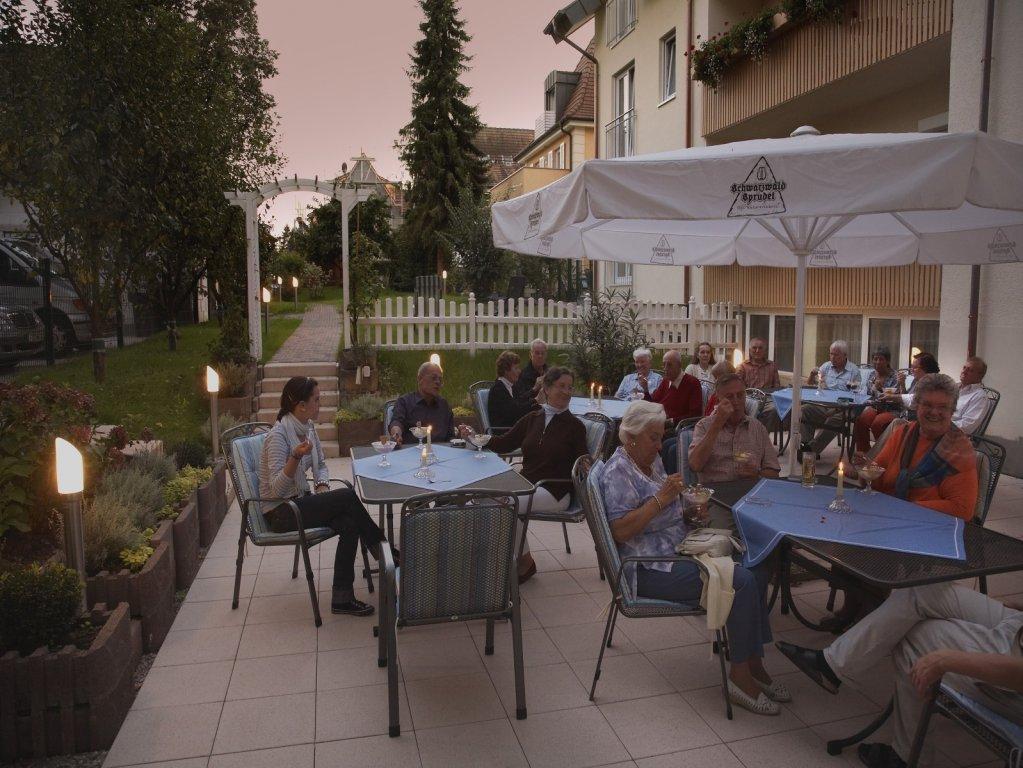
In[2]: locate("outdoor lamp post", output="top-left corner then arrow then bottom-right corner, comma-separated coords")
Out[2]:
262,287 -> 271,335
429,353 -> 441,369
55,438 -> 88,613
292,275 -> 299,309
206,366 -> 220,459
276,275 -> 282,297
441,270 -> 447,298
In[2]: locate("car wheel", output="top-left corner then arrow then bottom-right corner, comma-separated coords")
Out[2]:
52,318 -> 76,357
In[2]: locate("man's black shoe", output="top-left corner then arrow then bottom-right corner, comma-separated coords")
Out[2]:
858,743 -> 907,768
775,641 -> 841,694
332,598 -> 375,616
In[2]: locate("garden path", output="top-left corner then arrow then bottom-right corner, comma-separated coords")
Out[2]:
270,303 -> 340,363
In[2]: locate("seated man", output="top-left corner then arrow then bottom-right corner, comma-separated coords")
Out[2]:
513,338 -> 548,402
777,583 -> 1023,768
388,361 -> 456,446
952,356 -> 989,436
615,346 -> 663,400
487,350 -> 537,432
738,337 -> 783,432
801,339 -> 863,456
641,349 -> 702,422
703,359 -> 734,417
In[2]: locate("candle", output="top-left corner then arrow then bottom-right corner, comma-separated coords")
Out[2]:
597,385 -> 603,407
426,425 -> 432,446
421,445 -> 428,465
589,382 -> 595,401
837,461 -> 844,499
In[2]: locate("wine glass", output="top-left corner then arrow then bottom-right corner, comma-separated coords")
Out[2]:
469,431 -> 491,459
682,485 -> 714,526
410,423 -> 427,449
371,436 -> 395,467
859,461 -> 885,495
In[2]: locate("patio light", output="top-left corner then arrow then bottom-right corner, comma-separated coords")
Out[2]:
429,353 -> 441,368
731,347 -> 743,370
441,270 -> 447,298
277,275 -> 283,285
55,437 -> 87,612
262,287 -> 271,335
292,276 -> 299,308
207,366 -> 220,458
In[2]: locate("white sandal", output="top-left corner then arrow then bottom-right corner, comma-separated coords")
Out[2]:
728,680 -> 781,716
756,678 -> 792,703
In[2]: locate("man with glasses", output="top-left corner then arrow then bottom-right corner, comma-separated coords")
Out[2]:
801,339 -> 862,456
388,361 -> 456,446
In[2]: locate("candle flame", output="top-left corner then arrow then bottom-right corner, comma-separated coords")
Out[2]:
731,347 -> 743,369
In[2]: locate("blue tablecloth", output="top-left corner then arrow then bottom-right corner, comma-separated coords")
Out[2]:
733,478 -> 965,567
771,387 -> 870,421
568,396 -> 630,420
352,443 -> 512,491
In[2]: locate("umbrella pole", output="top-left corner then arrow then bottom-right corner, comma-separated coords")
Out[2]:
786,252 -> 808,478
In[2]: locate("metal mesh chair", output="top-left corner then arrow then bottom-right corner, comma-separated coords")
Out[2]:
907,681 -> 1022,768
972,435 -> 1006,595
222,422 -> 373,627
383,399 -> 397,436
676,424 -> 698,486
973,387 -> 1001,438
377,490 -> 526,736
578,457 -> 732,718
700,380 -> 714,413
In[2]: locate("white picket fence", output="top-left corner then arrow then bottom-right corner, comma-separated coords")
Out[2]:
357,293 -> 743,357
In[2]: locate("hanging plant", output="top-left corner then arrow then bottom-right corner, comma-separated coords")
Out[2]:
733,11 -> 774,62
782,0 -> 848,24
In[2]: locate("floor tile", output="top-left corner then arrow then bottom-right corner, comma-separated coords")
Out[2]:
406,671 -> 506,730
185,574 -> 256,604
395,633 -> 485,681
550,546 -> 600,570
226,652 -> 316,700
775,670 -> 879,726
600,693 -> 721,759
316,614 -> 380,651
110,758 -> 209,768
317,645 -> 393,690
634,744 -> 745,768
526,592 -> 606,628
213,692 -> 315,753
313,733 -> 421,768
237,619 -> 317,659
246,592 -> 321,625
646,644 -> 731,693
545,621 -> 639,662
416,718 -> 529,768
727,726 -> 851,768
155,626 -> 242,667
133,660 -> 233,710
568,567 -> 613,594
569,653 -> 674,704
519,569 -> 587,599
512,706 -> 631,768
680,685 -> 806,743
172,599 -> 249,631
473,627 -> 565,668
490,660 -> 592,716
252,570 -> 317,597
615,615 -> 708,652
104,702 -> 221,767
315,683 -> 411,742
196,555 -> 259,580
207,744 -> 313,768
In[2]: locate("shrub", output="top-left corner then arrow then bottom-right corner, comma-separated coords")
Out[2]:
216,362 -> 252,398
128,451 -> 178,486
180,465 -> 213,487
98,467 -> 165,530
300,261 -> 326,299
202,412 -> 240,449
336,394 -> 386,424
171,440 -> 208,470
119,527 -> 155,573
209,309 -> 253,366
0,564 -> 82,655
452,405 -> 475,419
563,289 -> 650,395
84,495 -> 144,575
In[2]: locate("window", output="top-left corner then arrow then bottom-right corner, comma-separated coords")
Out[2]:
910,319 -> 940,360
815,314 -> 863,365
774,316 -> 795,373
606,64 -> 636,158
868,318 -> 901,368
660,31 -> 677,102
612,262 -> 633,285
605,0 -> 637,47
749,314 -> 770,350
553,144 -> 563,169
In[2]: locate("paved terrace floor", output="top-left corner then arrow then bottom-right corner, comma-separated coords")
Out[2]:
102,454 -> 1023,768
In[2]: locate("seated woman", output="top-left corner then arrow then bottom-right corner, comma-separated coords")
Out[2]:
487,350 -> 537,432
684,341 -> 717,384
854,349 -> 931,452
472,366 -> 589,584
261,376 -> 387,617
599,399 -> 787,716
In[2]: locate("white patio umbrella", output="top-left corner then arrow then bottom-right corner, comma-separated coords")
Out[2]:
491,130 -> 1023,474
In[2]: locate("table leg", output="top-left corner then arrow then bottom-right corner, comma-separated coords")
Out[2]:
826,699 -> 893,755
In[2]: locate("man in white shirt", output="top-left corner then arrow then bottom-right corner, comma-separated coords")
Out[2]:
615,347 -> 663,400
953,356 -> 990,436
801,340 -> 862,455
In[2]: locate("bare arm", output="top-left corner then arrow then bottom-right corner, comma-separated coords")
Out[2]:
910,650 -> 1023,697
609,478 -> 681,543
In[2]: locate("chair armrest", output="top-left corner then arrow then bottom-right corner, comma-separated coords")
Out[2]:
615,554 -> 705,590
241,496 -> 317,538
326,477 -> 355,490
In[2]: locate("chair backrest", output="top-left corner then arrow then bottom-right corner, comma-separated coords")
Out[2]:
972,435 -> 1005,526
220,421 -> 273,464
676,426 -> 697,485
383,399 -> 397,432
866,417 -> 906,460
226,430 -> 273,536
744,396 -> 760,419
468,380 -> 492,433
581,459 -> 632,602
700,380 -> 713,413
397,491 -> 517,623
580,412 -> 614,460
973,387 -> 1000,438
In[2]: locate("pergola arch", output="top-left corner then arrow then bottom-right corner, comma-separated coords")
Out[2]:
225,175 -> 371,360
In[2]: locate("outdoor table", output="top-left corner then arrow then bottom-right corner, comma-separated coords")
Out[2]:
350,443 -> 535,542
568,396 -> 631,420
771,387 -> 871,467
711,476 -> 1023,756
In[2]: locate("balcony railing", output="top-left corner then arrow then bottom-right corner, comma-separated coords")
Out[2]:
535,111 -> 556,138
605,0 -> 636,47
604,110 -> 636,159
702,0 -> 953,136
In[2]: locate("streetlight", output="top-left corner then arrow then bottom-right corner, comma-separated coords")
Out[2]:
262,287 -> 271,336
441,270 -> 447,298
55,438 -> 87,613
292,275 -> 299,309
206,366 -> 220,460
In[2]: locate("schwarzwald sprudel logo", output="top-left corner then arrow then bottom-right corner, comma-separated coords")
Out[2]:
524,194 -> 542,239
650,235 -> 675,265
728,156 -> 787,217
987,228 -> 1018,263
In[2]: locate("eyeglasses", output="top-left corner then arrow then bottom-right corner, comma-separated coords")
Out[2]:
918,401 -> 952,413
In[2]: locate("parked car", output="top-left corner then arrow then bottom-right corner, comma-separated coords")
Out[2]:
0,304 -> 44,368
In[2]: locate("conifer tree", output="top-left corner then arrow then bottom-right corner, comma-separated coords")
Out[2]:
397,0 -> 488,274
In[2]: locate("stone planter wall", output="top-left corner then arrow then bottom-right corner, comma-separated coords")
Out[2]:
213,458 -> 228,526
85,540 -> 175,653
171,496 -> 200,589
337,418 -> 384,455
196,475 -> 217,548
0,603 -> 141,759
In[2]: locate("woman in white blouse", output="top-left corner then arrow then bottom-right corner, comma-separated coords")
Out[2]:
260,376 -> 386,616
684,342 -> 717,384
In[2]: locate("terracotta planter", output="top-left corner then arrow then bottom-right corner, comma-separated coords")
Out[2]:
337,418 -> 384,455
339,349 -> 378,395
0,602 -> 141,759
171,497 -> 200,589
219,395 -> 252,421
85,540 -> 175,653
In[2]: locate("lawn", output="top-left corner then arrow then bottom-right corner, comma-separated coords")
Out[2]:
16,318 -> 300,447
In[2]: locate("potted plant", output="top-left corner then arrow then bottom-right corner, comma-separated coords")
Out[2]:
339,342 -> 378,395
215,361 -> 255,420
335,394 -> 387,454
453,404 -> 481,434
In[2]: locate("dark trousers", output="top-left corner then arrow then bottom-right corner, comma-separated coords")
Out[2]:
269,488 -> 384,591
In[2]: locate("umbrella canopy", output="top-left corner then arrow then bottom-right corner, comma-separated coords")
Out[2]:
492,130 -> 1023,473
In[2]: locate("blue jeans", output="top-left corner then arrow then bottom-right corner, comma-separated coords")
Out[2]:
636,558 -> 773,664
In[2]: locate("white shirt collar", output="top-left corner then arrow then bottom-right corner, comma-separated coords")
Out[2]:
498,376 -> 514,395
960,382 -> 982,394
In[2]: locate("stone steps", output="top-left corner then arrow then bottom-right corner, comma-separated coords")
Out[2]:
258,361 -> 340,457
263,361 -> 336,379
258,389 -> 339,410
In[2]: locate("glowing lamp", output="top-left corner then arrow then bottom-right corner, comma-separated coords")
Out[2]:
55,438 -> 84,495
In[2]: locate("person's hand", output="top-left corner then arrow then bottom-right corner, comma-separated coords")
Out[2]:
531,379 -> 542,394
388,425 -> 403,445
910,649 -> 960,698
638,373 -> 649,392
314,482 -> 330,494
292,439 -> 313,459
655,474 -> 685,507
808,368 -> 820,386
897,370 -> 907,384
712,397 -> 735,425
457,423 -> 475,439
881,392 -> 902,403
